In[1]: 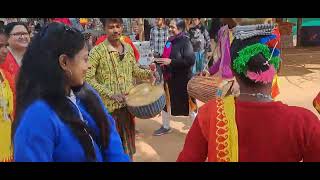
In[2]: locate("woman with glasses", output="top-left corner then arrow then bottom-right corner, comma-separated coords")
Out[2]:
2,22 -> 30,74
12,22 -> 130,162
1,22 -> 30,105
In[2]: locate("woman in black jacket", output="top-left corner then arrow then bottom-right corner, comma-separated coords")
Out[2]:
153,18 -> 197,136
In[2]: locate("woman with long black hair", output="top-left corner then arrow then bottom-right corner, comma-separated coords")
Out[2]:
12,22 -> 129,162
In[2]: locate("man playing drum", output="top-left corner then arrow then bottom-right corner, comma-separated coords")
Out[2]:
86,18 -> 155,159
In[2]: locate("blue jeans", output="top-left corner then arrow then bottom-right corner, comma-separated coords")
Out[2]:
192,51 -> 206,75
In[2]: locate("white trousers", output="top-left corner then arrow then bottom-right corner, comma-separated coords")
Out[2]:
161,110 -> 198,129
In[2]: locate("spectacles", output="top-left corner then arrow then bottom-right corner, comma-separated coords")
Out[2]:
10,32 -> 30,38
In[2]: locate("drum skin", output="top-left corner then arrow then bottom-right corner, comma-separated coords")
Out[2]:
126,83 -> 166,119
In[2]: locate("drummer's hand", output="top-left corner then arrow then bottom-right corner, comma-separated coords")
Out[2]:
149,71 -> 156,85
196,71 -> 209,76
149,63 -> 156,71
231,80 -> 240,97
111,94 -> 126,103
155,58 -> 171,65
202,70 -> 210,76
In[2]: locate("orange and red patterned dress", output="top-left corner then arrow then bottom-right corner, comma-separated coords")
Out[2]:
177,96 -> 320,162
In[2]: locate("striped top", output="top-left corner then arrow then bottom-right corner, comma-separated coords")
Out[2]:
86,39 -> 151,113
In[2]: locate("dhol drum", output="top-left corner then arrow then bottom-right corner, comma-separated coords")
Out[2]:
126,83 -> 166,119
187,75 -> 233,103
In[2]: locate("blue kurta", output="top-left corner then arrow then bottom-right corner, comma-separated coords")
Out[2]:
14,85 -> 130,162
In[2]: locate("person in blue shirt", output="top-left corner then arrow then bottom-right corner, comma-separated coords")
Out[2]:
12,22 -> 130,162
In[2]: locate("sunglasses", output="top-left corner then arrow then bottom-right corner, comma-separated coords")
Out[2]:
39,23 -> 78,38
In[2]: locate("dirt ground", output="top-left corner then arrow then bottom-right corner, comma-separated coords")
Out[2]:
133,47 -> 320,162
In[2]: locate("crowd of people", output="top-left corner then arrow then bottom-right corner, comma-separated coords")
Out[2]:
0,18 -> 319,162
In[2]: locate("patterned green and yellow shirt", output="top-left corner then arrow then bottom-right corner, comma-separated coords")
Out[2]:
86,39 -> 151,113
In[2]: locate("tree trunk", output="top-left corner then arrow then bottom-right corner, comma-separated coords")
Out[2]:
296,18 -> 303,47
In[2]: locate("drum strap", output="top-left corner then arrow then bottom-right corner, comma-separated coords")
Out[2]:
164,82 -> 171,115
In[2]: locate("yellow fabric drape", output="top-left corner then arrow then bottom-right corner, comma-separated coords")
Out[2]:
0,70 -> 14,162
215,96 -> 238,162
222,96 -> 238,162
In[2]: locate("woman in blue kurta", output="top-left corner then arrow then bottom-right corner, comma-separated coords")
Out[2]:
12,22 -> 130,162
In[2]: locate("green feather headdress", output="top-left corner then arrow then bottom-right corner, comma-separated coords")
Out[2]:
232,43 -> 281,75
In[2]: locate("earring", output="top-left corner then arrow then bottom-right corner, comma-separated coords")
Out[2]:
67,69 -> 72,77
